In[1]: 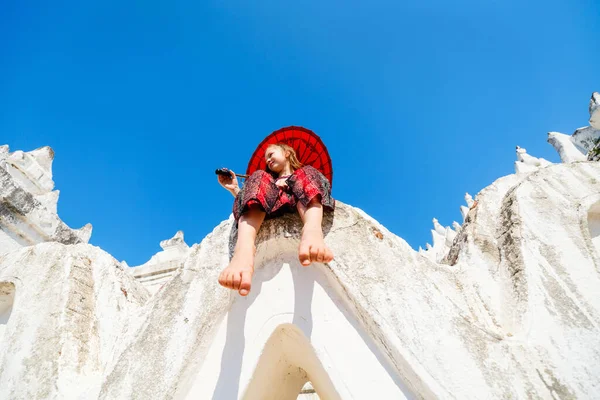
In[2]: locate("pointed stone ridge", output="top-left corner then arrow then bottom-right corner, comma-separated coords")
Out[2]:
0,145 -> 91,256
129,230 -> 191,294
423,195 -> 472,263
514,146 -> 552,174
420,92 -> 597,265
460,192 -> 474,222
465,192 -> 474,208
590,91 -> 600,129
432,218 -> 445,236
421,218 -> 457,263
75,223 -> 93,243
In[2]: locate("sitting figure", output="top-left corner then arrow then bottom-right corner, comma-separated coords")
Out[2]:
217,143 -> 335,296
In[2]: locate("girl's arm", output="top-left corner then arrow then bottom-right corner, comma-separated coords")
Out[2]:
228,187 -> 241,197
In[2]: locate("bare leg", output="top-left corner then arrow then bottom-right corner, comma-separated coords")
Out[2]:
296,197 -> 334,266
218,206 -> 265,296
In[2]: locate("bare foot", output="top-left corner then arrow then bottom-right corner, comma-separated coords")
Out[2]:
218,250 -> 254,296
298,227 -> 334,266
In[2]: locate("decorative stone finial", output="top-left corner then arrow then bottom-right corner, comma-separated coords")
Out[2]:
159,230 -> 188,251
465,193 -> 474,208
75,223 -> 93,244
432,218 -> 446,236
514,146 -> 552,174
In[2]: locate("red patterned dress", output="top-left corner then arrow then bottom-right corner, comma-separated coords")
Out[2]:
233,165 -> 335,221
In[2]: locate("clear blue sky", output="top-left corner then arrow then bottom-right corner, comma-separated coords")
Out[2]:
2,0 -> 598,266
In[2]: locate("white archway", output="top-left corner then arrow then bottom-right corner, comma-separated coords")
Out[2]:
242,324 -> 340,400
184,258 -> 413,400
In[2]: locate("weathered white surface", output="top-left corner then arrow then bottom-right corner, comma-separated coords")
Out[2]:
95,162 -> 600,399
1,166 -> 599,398
448,162 -> 600,396
0,243 -> 149,399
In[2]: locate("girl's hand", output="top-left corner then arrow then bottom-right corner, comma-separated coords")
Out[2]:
217,169 -> 240,195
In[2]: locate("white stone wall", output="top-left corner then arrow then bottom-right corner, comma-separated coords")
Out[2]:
0,92 -> 599,399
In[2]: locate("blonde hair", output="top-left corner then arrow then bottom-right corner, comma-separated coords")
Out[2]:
266,143 -> 303,172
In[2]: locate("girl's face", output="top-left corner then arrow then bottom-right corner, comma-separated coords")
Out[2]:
265,146 -> 289,173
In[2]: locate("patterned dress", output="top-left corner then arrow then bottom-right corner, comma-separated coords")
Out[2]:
233,165 -> 335,221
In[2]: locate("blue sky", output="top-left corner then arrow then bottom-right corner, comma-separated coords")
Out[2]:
2,0 -> 599,266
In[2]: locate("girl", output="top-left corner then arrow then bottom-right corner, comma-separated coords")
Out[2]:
217,143 -> 335,296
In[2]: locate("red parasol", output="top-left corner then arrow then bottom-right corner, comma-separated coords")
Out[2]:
246,126 -> 333,186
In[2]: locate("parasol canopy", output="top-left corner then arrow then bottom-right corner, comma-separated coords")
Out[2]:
246,126 -> 333,186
